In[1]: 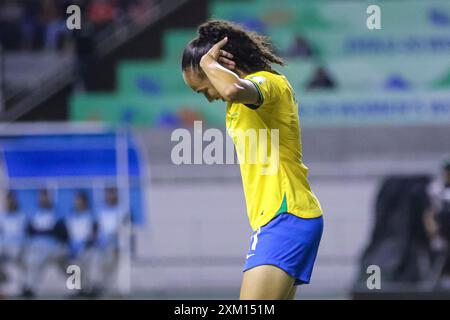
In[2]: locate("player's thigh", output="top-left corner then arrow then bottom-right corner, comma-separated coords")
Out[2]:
240,264 -> 295,300
286,285 -> 297,300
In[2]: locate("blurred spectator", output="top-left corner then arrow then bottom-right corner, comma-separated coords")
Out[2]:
307,66 -> 336,90
20,1 -> 43,50
22,189 -> 67,298
0,190 -> 27,296
437,160 -> 450,242
355,175 -> 432,285
73,19 -> 96,91
425,159 -> 450,285
41,0 -> 70,50
64,190 -> 97,297
426,159 -> 450,245
284,35 -> 314,58
0,1 -> 24,50
128,0 -> 150,26
96,187 -> 125,249
89,186 -> 127,296
0,0 -> 160,52
88,0 -> 118,32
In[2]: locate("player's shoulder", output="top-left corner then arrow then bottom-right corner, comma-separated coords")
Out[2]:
245,70 -> 288,87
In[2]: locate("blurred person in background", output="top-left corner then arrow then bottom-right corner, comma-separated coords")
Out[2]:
41,0 -> 70,51
65,190 -> 97,297
89,186 -> 127,297
0,190 -> 28,297
88,0 -> 118,33
0,0 -> 24,50
128,0 -> 152,26
425,158 -> 450,285
284,35 -> 314,58
72,16 -> 96,91
306,66 -> 336,90
22,189 -> 67,298
20,1 -> 43,50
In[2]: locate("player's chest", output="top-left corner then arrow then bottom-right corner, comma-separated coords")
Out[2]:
226,104 -> 268,133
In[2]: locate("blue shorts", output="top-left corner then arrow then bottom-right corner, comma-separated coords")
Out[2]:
243,212 -> 323,285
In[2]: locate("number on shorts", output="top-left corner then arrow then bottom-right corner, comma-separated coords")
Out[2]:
250,229 -> 260,251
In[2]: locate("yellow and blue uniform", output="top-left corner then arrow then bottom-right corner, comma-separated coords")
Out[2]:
226,70 -> 324,285
226,70 -> 323,231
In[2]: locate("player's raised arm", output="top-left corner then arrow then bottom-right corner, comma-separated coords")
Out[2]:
199,37 -> 261,105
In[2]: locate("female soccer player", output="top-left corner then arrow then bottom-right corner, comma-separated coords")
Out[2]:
182,20 -> 324,300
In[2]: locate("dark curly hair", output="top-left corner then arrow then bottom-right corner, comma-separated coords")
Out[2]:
181,19 -> 284,74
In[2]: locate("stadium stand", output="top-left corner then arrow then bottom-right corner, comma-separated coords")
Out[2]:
68,0 -> 450,128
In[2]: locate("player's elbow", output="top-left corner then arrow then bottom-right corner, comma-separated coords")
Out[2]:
222,84 -> 243,102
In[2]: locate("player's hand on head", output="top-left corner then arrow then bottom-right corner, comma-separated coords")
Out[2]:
219,48 -> 235,70
203,37 -> 236,70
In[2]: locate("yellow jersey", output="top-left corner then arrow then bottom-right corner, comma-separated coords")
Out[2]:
226,70 -> 323,231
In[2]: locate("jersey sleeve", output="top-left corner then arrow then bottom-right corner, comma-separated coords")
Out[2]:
244,73 -> 281,109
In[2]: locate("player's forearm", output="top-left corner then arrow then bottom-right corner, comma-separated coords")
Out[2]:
200,55 -> 261,105
200,55 -> 244,100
